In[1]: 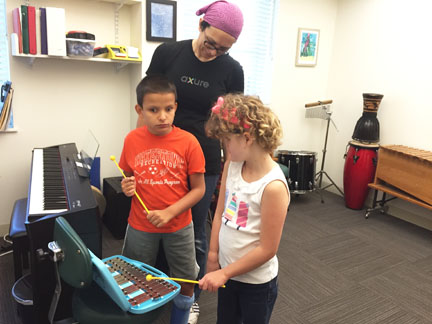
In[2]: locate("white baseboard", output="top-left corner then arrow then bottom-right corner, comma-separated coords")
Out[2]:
0,224 -> 9,237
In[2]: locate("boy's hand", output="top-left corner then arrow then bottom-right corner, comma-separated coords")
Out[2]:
121,176 -> 136,197
146,210 -> 174,228
199,269 -> 228,293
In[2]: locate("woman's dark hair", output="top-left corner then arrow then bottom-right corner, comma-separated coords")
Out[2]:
136,74 -> 177,107
200,20 -> 211,31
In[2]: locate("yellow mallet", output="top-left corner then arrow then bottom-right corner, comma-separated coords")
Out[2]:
146,274 -> 225,288
110,155 -> 149,214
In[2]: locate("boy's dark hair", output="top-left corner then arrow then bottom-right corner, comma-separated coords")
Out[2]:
136,74 -> 177,107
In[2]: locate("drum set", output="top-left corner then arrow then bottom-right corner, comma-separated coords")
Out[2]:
277,100 -> 343,199
277,95 -> 383,208
277,150 -> 317,194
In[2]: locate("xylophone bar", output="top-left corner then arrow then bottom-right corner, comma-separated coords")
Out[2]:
106,257 -> 177,306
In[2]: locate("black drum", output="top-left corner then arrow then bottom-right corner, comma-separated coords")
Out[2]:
352,93 -> 384,144
277,150 -> 317,194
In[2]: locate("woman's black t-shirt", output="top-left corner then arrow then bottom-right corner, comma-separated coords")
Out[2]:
146,40 -> 244,175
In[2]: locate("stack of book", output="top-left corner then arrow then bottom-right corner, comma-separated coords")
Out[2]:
11,5 -> 66,56
0,81 -> 14,131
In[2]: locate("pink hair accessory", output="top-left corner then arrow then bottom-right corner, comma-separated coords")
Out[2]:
211,96 -> 251,129
196,1 -> 244,40
211,96 -> 224,114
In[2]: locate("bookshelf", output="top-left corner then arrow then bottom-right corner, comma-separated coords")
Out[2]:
98,0 -> 141,4
0,128 -> 18,133
11,0 -> 143,70
4,0 -> 144,134
12,53 -> 141,70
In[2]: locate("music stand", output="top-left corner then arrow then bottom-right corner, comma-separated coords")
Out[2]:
305,100 -> 344,203
75,129 -> 100,178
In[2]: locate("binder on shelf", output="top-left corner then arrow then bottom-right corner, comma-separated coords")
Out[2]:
12,8 -> 22,54
40,8 -> 47,54
10,33 -> 19,56
21,5 -> 29,54
46,7 -> 66,56
35,9 -> 41,54
28,6 -> 37,54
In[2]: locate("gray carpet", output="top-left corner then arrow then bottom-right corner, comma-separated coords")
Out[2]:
1,190 -> 432,324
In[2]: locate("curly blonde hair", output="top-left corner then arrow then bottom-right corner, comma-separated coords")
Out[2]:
205,94 -> 283,152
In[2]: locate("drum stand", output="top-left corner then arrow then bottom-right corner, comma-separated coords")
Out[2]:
315,111 -> 344,203
305,101 -> 344,203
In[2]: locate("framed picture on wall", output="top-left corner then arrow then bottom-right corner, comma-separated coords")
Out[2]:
295,28 -> 320,67
146,0 -> 177,42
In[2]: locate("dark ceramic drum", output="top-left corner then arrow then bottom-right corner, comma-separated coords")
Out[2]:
352,93 -> 384,144
343,141 -> 379,209
278,150 -> 317,194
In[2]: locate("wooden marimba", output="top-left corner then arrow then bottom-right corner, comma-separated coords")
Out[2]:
366,145 -> 432,217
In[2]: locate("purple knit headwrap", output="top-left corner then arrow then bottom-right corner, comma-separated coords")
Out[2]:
196,1 -> 244,40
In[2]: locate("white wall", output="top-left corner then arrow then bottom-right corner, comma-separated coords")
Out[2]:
2,0 -> 431,233
273,0 -> 432,228
326,0 -> 432,227
0,0 -> 141,233
272,0 -> 339,171
130,0 -> 160,129
327,0 -> 432,186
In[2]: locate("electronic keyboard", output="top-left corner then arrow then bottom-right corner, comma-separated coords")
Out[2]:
25,143 -> 102,323
27,143 -> 96,220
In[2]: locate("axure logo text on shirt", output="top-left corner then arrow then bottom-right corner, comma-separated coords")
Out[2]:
180,75 -> 209,88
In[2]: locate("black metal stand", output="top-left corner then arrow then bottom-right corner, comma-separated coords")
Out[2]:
315,113 -> 344,203
364,189 -> 396,219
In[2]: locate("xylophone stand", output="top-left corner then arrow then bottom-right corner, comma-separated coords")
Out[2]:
314,111 -> 344,203
364,189 -> 394,219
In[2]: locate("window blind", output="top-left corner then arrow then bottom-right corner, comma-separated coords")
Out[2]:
177,0 -> 278,104
0,0 -> 10,84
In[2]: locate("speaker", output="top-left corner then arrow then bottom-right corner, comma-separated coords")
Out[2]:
102,177 -> 131,239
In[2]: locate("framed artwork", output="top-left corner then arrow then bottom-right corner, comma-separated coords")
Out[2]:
146,0 -> 177,42
295,28 -> 320,67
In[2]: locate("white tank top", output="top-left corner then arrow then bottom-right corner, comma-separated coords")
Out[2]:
218,161 -> 288,284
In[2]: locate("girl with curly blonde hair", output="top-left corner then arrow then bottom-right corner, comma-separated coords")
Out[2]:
200,94 -> 290,324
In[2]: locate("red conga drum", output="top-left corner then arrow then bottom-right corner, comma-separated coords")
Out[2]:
343,140 -> 379,209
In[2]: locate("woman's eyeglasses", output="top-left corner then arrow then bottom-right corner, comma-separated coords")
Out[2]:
203,32 -> 230,55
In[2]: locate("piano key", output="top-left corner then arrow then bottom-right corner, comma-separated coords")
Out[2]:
28,147 -> 68,216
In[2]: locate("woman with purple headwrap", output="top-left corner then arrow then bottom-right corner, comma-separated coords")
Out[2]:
143,1 -> 244,323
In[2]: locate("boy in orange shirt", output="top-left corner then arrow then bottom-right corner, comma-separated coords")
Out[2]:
119,75 -> 206,323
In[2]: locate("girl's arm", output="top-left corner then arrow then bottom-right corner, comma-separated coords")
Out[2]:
206,160 -> 230,274
146,172 -> 205,228
200,179 -> 289,292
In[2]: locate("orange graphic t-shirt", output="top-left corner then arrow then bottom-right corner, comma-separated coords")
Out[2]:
119,126 -> 205,233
